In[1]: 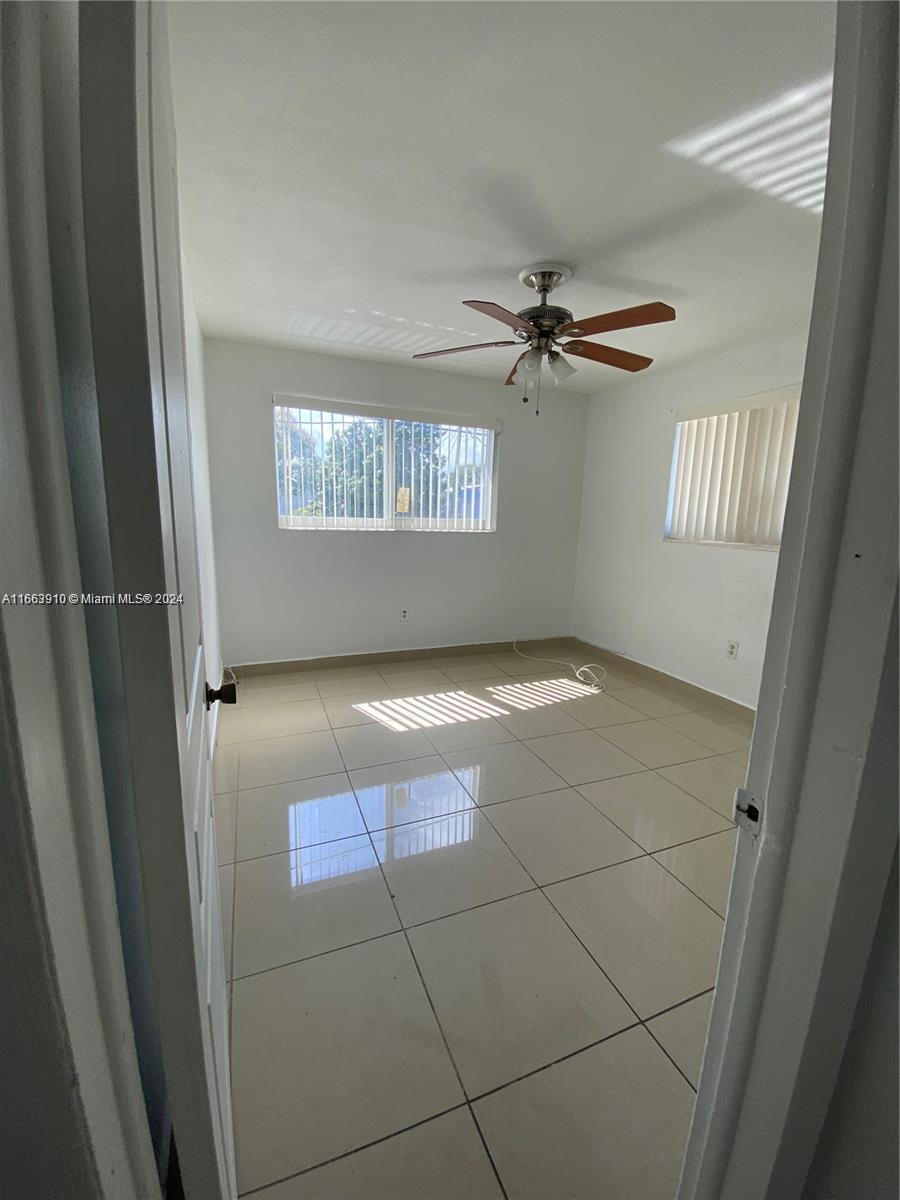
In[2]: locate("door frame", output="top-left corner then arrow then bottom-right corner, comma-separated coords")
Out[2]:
3,0 -> 895,1196
679,3 -> 898,1196
0,2 -> 160,1195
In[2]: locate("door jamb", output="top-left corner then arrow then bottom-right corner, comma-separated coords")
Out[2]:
679,4 -> 898,1196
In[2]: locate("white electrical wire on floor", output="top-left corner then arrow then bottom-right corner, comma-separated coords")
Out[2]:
512,641 -> 608,691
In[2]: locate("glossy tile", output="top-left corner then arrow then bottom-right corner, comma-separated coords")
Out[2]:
545,857 -> 723,1018
409,892 -> 634,1095
465,675 -> 537,697
486,790 -> 643,886
480,654 -> 557,676
647,991 -> 714,1088
316,672 -> 388,698
372,810 -> 533,926
232,836 -> 399,976
218,864 -> 234,979
444,741 -> 567,806
239,699 -> 330,742
658,755 -> 747,819
579,771 -> 732,853
695,701 -> 755,733
239,730 -> 343,790
376,659 -> 443,676
351,757 -> 475,832
524,730 -> 645,787
240,671 -> 315,693
428,653 -> 493,667
252,1109 -> 502,1199
607,684 -> 693,719
425,715 -> 516,754
654,829 -> 738,917
314,664 -> 388,680
474,1026 -> 694,1200
660,712 -> 752,754
599,719 -> 715,769
439,660 -> 510,681
231,935 -> 463,1193
213,791 -> 237,865
213,743 -> 238,793
594,666 -> 649,690
240,680 -> 320,707
557,692 -> 646,728
494,704 -> 586,740
334,723 -> 433,770
323,688 -> 398,729
379,668 -> 454,691
235,773 -> 364,861
215,705 -> 240,745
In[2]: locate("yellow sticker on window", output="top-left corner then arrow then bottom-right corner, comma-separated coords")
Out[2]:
396,486 -> 411,514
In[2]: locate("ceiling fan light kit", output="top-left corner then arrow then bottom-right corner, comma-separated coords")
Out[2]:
412,262 -> 676,410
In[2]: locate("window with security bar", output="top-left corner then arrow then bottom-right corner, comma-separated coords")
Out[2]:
665,394 -> 799,548
273,397 -> 498,532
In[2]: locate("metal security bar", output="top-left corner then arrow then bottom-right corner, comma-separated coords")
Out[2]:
274,403 -> 496,532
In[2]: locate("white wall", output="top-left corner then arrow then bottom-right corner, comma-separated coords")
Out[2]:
573,334 -> 809,707
204,338 -> 588,665
182,266 -> 222,691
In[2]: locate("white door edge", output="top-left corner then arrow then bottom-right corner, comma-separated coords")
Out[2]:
679,4 -> 898,1197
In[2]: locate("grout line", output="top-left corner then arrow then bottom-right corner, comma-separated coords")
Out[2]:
649,853 -> 730,921
467,1102 -> 510,1200
329,729 -> 511,1200
228,927 -> 403,985
225,666 -> 735,1192
474,804 -> 644,1029
466,1021 -> 643,1105
236,1102 -> 471,1198
643,1022 -> 699,1093
224,830 -> 732,987
573,785 -> 736,855
644,984 -> 715,1023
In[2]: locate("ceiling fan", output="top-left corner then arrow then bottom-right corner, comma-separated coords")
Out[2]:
412,263 -> 676,391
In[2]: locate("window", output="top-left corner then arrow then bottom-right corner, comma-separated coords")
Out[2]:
665,393 -> 799,548
273,396 -> 498,532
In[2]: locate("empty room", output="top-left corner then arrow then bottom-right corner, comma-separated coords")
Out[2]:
176,1 -> 828,1193
3,1 -> 896,1199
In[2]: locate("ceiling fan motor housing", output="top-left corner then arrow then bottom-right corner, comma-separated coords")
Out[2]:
515,303 -> 573,338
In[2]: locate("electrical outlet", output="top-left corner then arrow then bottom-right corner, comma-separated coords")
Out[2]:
726,640 -> 740,660
400,608 -> 409,622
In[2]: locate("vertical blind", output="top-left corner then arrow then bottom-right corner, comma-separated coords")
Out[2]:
273,401 -> 496,532
665,397 -> 799,547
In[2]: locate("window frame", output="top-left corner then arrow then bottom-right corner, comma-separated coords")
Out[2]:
272,394 -> 501,533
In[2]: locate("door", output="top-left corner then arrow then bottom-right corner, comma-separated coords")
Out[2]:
79,2 -> 234,1194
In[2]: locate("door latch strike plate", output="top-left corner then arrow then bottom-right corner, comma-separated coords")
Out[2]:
734,786 -> 762,834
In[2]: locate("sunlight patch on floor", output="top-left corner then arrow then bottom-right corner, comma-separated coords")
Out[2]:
355,678 -> 598,731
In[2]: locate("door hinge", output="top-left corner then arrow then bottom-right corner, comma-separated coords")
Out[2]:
734,786 -> 763,834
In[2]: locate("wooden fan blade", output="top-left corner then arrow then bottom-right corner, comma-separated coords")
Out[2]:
558,301 -> 675,338
563,340 -> 653,372
463,300 -> 539,334
413,340 -> 517,360
505,351 -> 527,386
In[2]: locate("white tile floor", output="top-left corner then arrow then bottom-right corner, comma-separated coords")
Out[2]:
215,650 -> 750,1198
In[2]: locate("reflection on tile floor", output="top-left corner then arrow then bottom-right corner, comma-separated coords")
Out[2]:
216,652 -> 751,1197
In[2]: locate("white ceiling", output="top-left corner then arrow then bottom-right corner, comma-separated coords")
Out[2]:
169,1 -> 836,393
